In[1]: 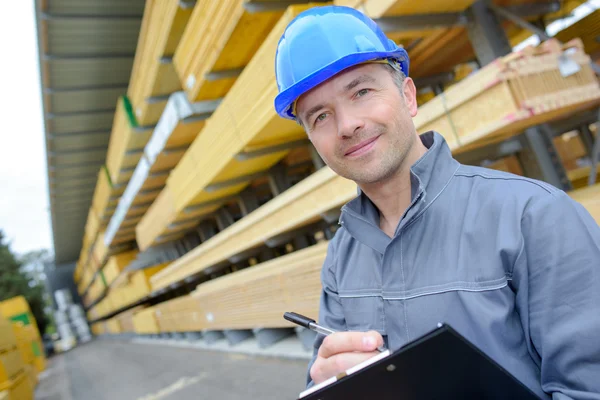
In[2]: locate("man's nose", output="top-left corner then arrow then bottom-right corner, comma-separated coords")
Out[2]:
336,108 -> 364,138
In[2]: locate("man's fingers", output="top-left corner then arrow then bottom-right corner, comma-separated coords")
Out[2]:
310,351 -> 380,384
318,331 -> 383,359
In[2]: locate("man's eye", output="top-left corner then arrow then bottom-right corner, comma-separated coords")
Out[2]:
356,88 -> 369,97
315,113 -> 327,124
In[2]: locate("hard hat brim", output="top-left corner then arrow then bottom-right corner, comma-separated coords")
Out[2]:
274,48 -> 409,120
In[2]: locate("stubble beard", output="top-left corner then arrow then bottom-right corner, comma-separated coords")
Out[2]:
330,123 -> 415,185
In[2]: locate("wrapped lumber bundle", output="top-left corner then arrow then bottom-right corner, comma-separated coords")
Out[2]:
151,166 -> 356,290
569,183 -> 600,223
114,306 -> 146,333
132,307 -> 160,335
127,0 -> 194,126
414,39 -> 600,153
191,241 -> 326,330
0,317 -> 22,388
105,96 -> 153,187
173,0 -> 284,102
154,295 -> 203,332
0,298 -> 45,375
91,166 -> 125,227
0,372 -> 34,400
138,5 -> 317,250
104,92 -> 211,248
102,250 -> 138,287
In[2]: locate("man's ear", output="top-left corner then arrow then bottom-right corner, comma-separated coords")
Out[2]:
402,77 -> 418,117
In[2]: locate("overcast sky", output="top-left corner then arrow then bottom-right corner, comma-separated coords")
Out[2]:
0,2 -> 52,257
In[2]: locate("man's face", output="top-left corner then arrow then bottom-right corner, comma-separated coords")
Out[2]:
296,63 -> 419,185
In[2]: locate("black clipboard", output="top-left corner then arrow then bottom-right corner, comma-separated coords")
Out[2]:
299,323 -> 542,400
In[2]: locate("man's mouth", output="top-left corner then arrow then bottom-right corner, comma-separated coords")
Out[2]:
344,136 -> 380,157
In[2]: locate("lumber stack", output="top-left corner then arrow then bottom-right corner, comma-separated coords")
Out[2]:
137,5 -> 316,250
154,295 -> 204,332
106,319 -> 122,335
191,241 -> 326,330
91,167 -> 125,228
102,250 -> 138,287
132,307 -> 160,334
0,316 -> 25,397
105,96 -> 154,188
414,39 -> 600,153
150,166 -> 356,290
104,92 -> 210,247
127,0 -> 194,126
173,0 -> 284,103
114,306 -> 146,333
0,297 -> 45,376
555,10 -> 600,60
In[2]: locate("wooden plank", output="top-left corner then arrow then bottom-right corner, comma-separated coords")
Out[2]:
127,0 -> 194,125
150,166 -> 356,290
133,307 -> 160,334
173,0 -> 284,102
335,0 -> 475,16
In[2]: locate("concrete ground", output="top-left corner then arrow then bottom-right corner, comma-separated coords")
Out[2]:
34,337 -> 311,400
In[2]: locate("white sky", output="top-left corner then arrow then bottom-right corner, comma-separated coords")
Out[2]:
0,2 -> 52,257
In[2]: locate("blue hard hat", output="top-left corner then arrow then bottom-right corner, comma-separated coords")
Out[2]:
274,5 -> 410,120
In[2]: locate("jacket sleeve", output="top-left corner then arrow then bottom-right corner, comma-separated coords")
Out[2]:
514,189 -> 600,399
306,235 -> 348,389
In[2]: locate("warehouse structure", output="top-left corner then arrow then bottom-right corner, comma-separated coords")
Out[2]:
36,0 -> 600,353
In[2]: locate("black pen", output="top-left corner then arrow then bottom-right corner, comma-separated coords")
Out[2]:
283,311 -> 387,352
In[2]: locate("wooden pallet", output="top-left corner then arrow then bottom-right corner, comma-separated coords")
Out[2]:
127,0 -> 194,125
414,39 -> 600,154
150,166 -> 356,290
138,6 -> 316,250
173,0 -> 285,103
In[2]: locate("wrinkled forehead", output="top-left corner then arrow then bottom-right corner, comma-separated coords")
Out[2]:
295,63 -> 387,117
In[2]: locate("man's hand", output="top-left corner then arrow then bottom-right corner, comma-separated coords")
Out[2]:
310,330 -> 384,384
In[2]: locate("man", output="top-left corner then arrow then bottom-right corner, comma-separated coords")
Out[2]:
273,5 -> 600,400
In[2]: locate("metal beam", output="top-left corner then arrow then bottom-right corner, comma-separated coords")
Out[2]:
454,137 -> 523,166
40,13 -> 143,21
517,125 -> 573,191
414,72 -> 456,89
42,53 -> 135,61
204,171 -> 268,193
235,139 -> 310,161
44,84 -> 128,93
205,67 -> 245,82
590,131 -> 600,186
243,0 -> 328,13
466,0 -> 512,65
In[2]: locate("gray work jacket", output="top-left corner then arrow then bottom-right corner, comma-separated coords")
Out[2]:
307,131 -> 600,399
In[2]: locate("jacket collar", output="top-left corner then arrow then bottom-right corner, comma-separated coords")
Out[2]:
340,131 -> 460,238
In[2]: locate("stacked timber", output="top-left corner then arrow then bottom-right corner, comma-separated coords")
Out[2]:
154,295 -> 204,332
150,166 -> 356,290
190,241 -> 326,330
127,0 -> 194,126
114,306 -> 146,334
137,5 -> 317,250
91,166 -> 125,228
414,39 -> 600,153
132,307 -> 160,335
102,250 -> 138,287
173,0 -> 284,102
104,92 -> 212,247
334,0 -> 475,16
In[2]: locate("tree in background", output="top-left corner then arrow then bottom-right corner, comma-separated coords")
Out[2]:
0,229 -> 49,334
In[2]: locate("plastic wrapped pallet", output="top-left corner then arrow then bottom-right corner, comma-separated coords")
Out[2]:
414,39 -> 600,153
127,0 -> 194,125
151,166 -> 356,290
138,5 -> 318,250
173,0 -> 285,102
105,96 -> 154,187
104,92 -> 212,247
